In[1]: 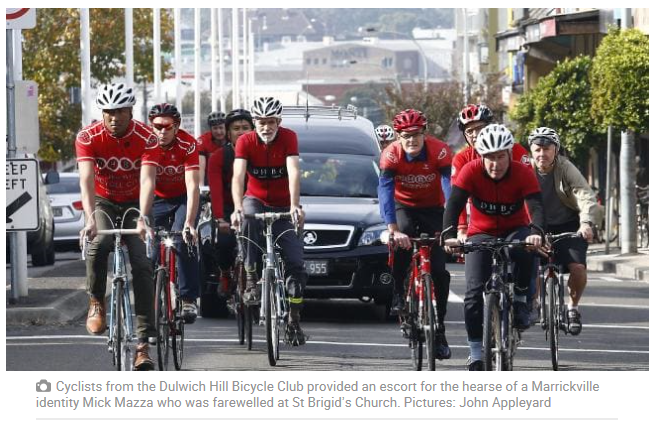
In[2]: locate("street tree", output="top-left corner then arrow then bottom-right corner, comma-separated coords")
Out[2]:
21,8 -> 173,162
509,55 -> 597,161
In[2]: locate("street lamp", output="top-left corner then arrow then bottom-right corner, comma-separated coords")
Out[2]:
365,27 -> 428,92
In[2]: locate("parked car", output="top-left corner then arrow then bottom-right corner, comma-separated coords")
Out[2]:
7,165 -> 55,266
286,105 -> 392,309
45,172 -> 84,249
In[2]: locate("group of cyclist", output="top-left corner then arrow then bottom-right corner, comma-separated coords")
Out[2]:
377,105 -> 600,370
77,80 -> 599,371
77,83 -> 307,370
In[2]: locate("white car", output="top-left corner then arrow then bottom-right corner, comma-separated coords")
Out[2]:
46,172 -> 84,248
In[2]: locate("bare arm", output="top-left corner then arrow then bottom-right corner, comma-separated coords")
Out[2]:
199,155 -> 207,186
286,155 -> 304,224
184,169 -> 200,226
78,161 -> 97,242
138,164 -> 157,240
230,158 -> 247,227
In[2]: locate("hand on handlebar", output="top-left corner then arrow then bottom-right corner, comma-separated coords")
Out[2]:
230,209 -> 243,232
578,222 -> 594,243
183,223 -> 198,246
444,237 -> 461,255
291,206 -> 305,228
525,234 -> 543,251
391,230 -> 411,250
79,219 -> 97,247
136,217 -> 153,242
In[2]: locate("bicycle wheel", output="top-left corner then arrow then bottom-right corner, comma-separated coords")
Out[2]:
113,281 -> 123,371
265,268 -> 280,366
234,262 -> 246,345
423,275 -> 437,371
483,293 -> 502,371
172,285 -> 184,371
245,303 -> 254,351
120,287 -> 133,371
547,276 -> 559,371
407,287 -> 423,371
155,270 -> 170,371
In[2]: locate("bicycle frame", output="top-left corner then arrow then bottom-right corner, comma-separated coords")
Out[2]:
107,230 -> 134,355
259,216 -> 289,327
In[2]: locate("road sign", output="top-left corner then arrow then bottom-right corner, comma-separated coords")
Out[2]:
6,158 -> 40,231
6,8 -> 36,29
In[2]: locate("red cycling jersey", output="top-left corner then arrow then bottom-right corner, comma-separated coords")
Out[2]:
453,159 -> 540,237
197,132 -> 222,157
154,129 -> 200,199
451,142 -> 530,229
235,127 -> 298,207
379,135 -> 452,208
75,120 -> 160,203
206,144 -> 235,218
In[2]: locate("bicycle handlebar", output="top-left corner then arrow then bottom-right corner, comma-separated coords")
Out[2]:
450,239 -> 535,254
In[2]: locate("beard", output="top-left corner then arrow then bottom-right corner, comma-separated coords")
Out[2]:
256,127 -> 277,144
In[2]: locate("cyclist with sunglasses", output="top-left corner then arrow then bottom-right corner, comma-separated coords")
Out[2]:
76,83 -> 161,370
378,109 -> 453,360
148,103 -> 201,323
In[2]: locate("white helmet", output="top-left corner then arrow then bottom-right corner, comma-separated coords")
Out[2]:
475,124 -> 514,156
96,83 -> 136,110
375,125 -> 395,142
251,96 -> 283,119
528,126 -> 560,149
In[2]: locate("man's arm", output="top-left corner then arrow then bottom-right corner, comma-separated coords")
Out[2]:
184,169 -> 200,229
199,155 -> 207,186
78,161 -> 97,241
230,158 -> 247,227
563,160 -> 600,235
286,155 -> 304,224
138,164 -> 157,240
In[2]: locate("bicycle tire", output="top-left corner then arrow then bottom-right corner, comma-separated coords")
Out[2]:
483,293 -> 502,371
265,268 -> 279,366
155,270 -> 170,371
172,283 -> 184,371
407,287 -> 423,371
234,262 -> 246,345
424,275 -> 437,371
120,287 -> 134,371
114,281 -> 124,371
547,276 -> 559,371
245,303 -> 254,351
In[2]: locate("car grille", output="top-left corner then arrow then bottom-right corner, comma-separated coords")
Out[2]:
301,224 -> 354,250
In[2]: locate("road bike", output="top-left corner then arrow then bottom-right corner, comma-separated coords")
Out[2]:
237,211 -> 298,366
82,210 -> 146,371
385,233 -> 442,371
446,230 -> 534,371
151,226 -> 195,371
535,230 -> 585,370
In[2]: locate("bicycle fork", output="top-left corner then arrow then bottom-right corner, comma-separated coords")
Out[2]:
108,244 -> 134,352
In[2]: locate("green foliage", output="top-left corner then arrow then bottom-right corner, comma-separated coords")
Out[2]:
21,9 -> 174,162
509,55 -> 598,160
591,27 -> 649,133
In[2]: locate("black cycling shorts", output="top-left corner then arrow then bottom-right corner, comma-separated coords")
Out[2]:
549,219 -> 588,268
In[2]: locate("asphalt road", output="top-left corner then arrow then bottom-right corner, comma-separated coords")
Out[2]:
6,260 -> 649,371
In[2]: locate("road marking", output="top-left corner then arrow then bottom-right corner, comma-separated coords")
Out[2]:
448,290 -> 464,303
580,302 -> 649,309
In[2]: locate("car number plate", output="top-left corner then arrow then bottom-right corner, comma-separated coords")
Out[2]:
52,207 -> 63,217
305,260 -> 328,276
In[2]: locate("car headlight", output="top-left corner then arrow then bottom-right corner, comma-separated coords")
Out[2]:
358,224 -> 388,246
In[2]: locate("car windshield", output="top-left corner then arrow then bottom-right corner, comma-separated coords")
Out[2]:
45,177 -> 80,194
299,153 -> 379,198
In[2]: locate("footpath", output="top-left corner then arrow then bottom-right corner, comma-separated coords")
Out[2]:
5,243 -> 649,325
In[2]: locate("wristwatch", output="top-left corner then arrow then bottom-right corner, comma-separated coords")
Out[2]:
581,221 -> 594,227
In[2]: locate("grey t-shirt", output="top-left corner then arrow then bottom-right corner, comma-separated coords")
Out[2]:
536,170 -> 577,226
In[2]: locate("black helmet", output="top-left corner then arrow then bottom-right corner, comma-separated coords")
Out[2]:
225,108 -> 254,131
207,111 -> 226,127
149,103 -> 181,123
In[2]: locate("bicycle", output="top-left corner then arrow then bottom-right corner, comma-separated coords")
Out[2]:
237,211 -> 298,366
232,228 -> 253,350
82,210 -> 147,371
534,229 -> 584,371
444,227 -> 535,371
150,226 -> 195,371
385,232 -> 442,371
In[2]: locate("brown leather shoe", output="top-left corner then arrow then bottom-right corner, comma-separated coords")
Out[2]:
86,296 -> 106,335
133,343 -> 155,371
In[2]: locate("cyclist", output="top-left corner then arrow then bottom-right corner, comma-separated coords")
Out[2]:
528,127 -> 599,335
197,111 -> 227,185
230,97 -> 308,345
148,103 -> 201,323
206,109 -> 254,295
442,124 -> 545,371
76,83 -> 160,370
375,124 -> 396,150
378,109 -> 453,359
453,104 -> 530,242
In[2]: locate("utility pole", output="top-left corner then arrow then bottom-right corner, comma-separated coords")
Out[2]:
619,8 -> 637,254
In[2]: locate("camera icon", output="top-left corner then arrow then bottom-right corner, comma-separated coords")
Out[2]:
36,380 -> 51,393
